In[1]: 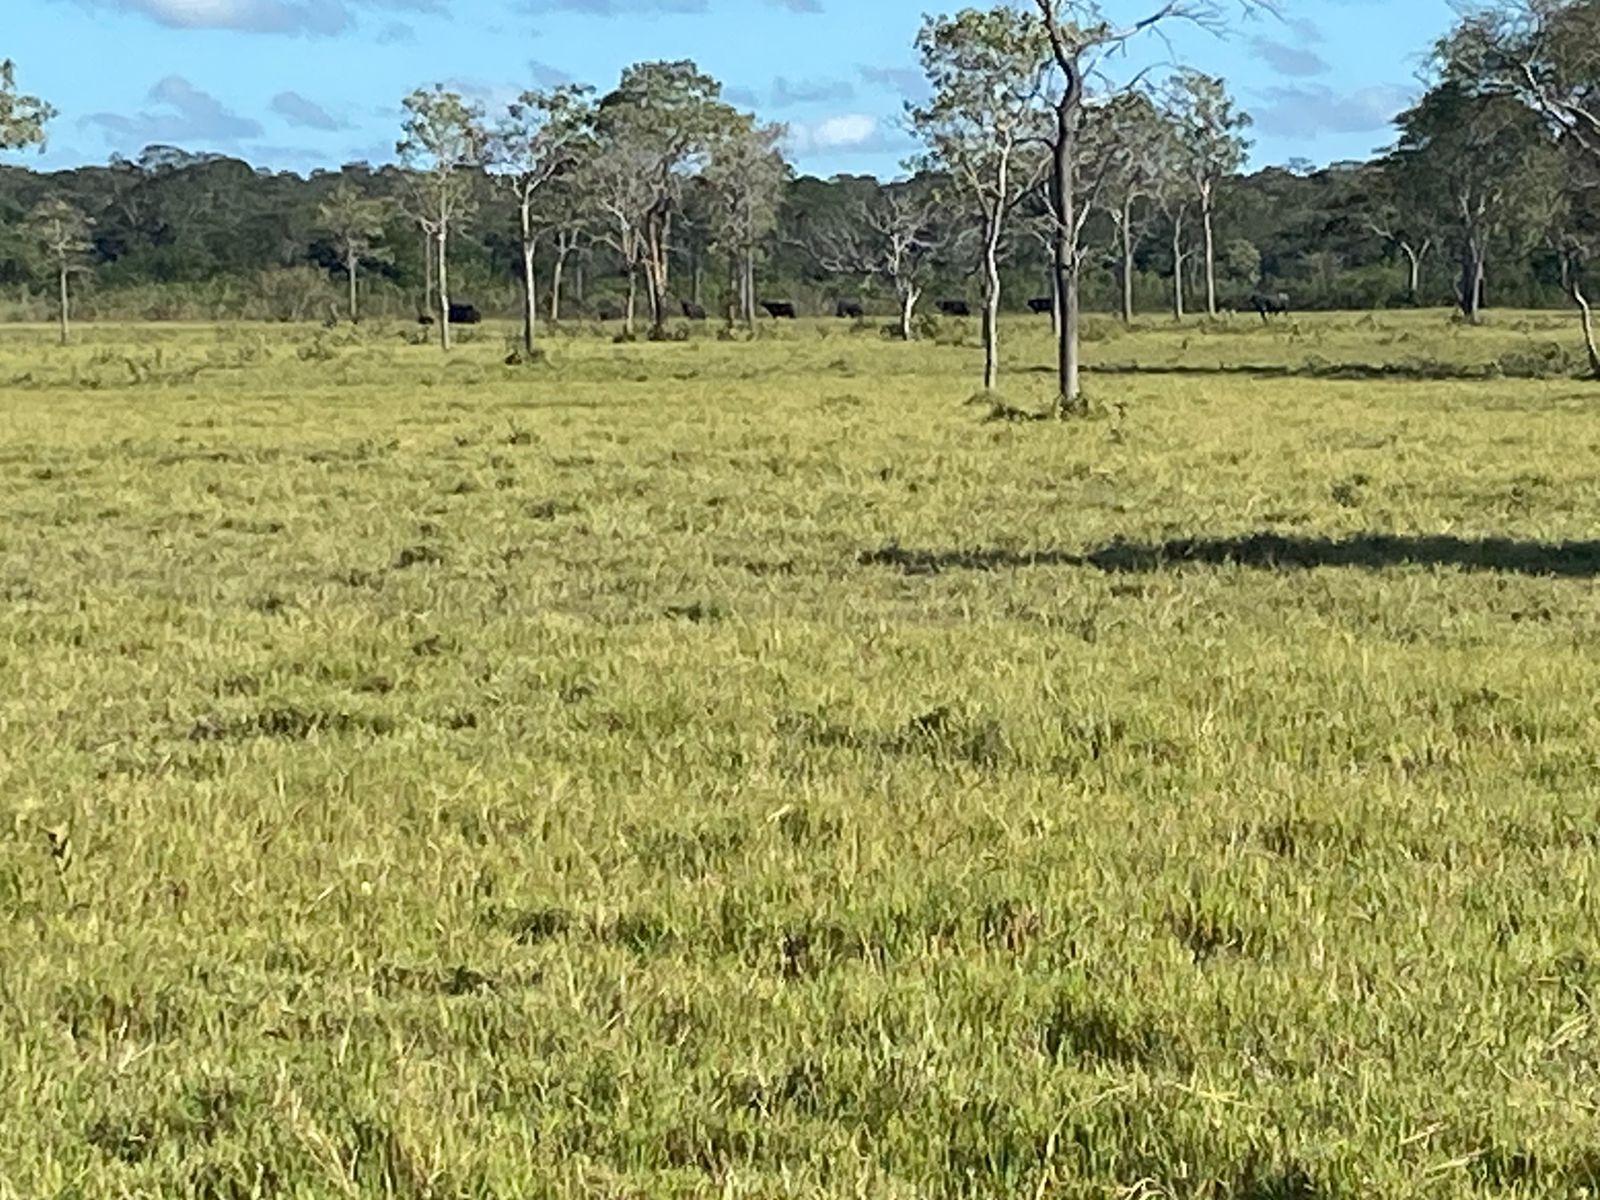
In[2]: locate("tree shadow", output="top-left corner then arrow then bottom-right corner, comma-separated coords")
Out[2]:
1017,361 -> 1577,382
860,532 -> 1600,579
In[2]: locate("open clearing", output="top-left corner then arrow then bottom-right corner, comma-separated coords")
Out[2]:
3,311 -> 1600,1198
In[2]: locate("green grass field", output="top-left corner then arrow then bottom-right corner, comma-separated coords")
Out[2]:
3,310 -> 1600,1198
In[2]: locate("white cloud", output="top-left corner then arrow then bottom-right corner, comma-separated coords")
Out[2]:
792,113 -> 876,152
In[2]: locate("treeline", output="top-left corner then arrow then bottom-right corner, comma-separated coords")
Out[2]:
0,148 -> 1585,326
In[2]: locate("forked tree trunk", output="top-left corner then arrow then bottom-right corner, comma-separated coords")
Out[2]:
1460,243 -> 1485,324
345,249 -> 359,323
1403,244 -> 1423,305
56,264 -> 68,347
1572,280 -> 1600,379
643,215 -> 668,336
436,228 -> 450,352
899,285 -> 919,342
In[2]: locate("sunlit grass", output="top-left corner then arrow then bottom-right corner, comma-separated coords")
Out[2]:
2,310 -> 1599,1197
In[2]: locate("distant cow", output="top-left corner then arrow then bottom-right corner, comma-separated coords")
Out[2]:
761,300 -> 797,319
449,303 -> 481,325
1250,291 -> 1290,321
1027,296 -> 1054,315
680,300 -> 707,320
937,299 -> 972,317
835,298 -> 865,319
596,302 -> 624,322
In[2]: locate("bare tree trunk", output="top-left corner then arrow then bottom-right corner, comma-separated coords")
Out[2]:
743,248 -> 756,330
1202,199 -> 1217,317
982,208 -> 1003,392
1119,202 -> 1135,325
624,267 -> 637,337
1403,244 -> 1422,306
644,215 -> 668,336
1171,214 -> 1186,322
899,285 -> 919,342
519,201 -> 537,354
422,227 -> 434,315
346,248 -> 359,324
1572,279 -> 1600,379
574,258 -> 585,307
436,228 -> 450,352
1460,245 -> 1484,324
1050,270 -> 1061,337
550,245 -> 566,325
1052,103 -> 1080,409
57,263 -> 69,346
521,243 -> 537,356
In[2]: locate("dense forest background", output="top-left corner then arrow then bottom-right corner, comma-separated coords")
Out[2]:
0,145 -> 1581,324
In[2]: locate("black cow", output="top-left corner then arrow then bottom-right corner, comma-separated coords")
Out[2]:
596,302 -> 624,322
937,299 -> 972,317
835,298 -> 865,319
1027,296 -> 1054,315
761,300 -> 797,319
680,300 -> 708,320
1249,291 -> 1290,321
449,303 -> 481,325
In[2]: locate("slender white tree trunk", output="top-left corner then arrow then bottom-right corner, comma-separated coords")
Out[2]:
625,267 -> 637,337
520,200 -> 537,355
436,227 -> 451,352
346,248 -> 359,324
742,248 -> 756,329
1171,212 -> 1186,322
899,285 -> 919,342
1119,202 -> 1135,325
1571,279 -> 1600,379
58,263 -> 69,346
550,246 -> 566,324
1053,103 -> 1081,407
981,206 -> 1003,392
522,244 -> 538,355
1202,197 -> 1217,317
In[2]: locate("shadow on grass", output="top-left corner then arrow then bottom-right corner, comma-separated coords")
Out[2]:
1026,360 -> 1586,382
860,532 -> 1600,578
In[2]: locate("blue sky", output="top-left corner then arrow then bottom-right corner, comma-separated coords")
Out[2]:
9,0 -> 1458,178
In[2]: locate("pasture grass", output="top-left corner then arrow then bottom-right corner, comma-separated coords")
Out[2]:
2,309 -> 1600,1198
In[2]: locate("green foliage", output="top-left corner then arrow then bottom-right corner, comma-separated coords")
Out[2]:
0,59 -> 53,154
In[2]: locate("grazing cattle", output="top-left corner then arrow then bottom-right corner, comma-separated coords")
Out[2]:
596,302 -> 624,322
937,299 -> 972,317
761,300 -> 797,319
1249,291 -> 1291,321
835,298 -> 865,319
449,303 -> 481,325
416,314 -> 435,326
680,300 -> 707,320
1027,296 -> 1054,315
